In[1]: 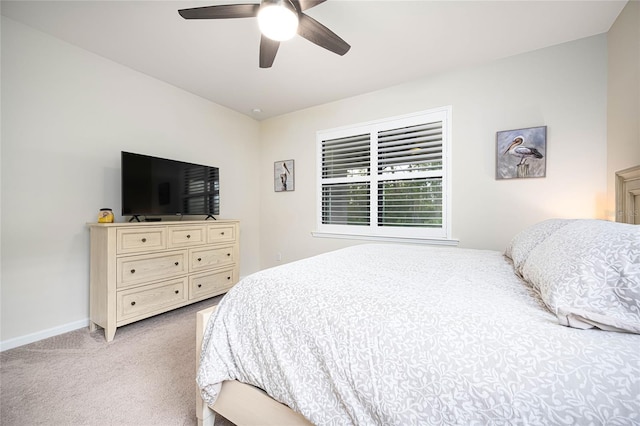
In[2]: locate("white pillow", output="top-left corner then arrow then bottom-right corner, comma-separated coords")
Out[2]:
520,220 -> 640,333
505,219 -> 574,277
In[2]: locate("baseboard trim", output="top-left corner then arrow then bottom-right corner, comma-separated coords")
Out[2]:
1,318 -> 90,352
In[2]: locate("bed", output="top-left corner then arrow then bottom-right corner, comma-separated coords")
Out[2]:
195,216 -> 640,425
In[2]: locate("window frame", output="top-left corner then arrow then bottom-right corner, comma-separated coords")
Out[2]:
314,106 -> 455,244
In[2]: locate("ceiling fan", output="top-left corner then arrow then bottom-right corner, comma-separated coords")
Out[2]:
178,0 -> 351,68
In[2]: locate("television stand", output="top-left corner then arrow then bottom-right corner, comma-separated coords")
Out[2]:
88,219 -> 240,341
129,215 -> 142,223
205,215 -> 217,220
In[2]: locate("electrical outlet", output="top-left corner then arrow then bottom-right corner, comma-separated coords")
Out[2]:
276,252 -> 282,262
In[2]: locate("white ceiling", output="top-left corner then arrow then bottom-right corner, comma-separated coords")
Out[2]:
1,0 -> 627,120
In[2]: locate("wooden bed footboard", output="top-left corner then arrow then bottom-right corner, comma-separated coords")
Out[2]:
196,306 -> 217,426
196,306 -> 312,426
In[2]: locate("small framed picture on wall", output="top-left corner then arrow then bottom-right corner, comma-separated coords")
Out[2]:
274,160 -> 295,192
496,126 -> 547,179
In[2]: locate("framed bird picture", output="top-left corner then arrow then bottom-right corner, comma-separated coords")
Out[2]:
496,126 -> 547,179
274,159 -> 295,192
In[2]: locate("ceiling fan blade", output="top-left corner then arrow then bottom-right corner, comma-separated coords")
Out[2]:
290,0 -> 326,12
297,13 -> 350,56
260,35 -> 280,68
178,4 -> 260,20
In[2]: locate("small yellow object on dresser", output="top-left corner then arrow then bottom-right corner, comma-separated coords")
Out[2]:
98,208 -> 114,223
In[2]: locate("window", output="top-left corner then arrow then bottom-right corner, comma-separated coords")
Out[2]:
315,107 -> 452,242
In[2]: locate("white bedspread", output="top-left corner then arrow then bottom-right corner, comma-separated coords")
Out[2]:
197,244 -> 640,425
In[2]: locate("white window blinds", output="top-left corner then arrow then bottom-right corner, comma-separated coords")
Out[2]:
321,133 -> 371,226
377,122 -> 443,229
322,133 -> 370,179
317,107 -> 451,240
378,122 -> 443,173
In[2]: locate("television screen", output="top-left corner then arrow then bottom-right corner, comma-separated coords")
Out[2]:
121,151 -> 219,217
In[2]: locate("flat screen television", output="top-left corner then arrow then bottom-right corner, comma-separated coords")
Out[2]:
121,151 -> 219,219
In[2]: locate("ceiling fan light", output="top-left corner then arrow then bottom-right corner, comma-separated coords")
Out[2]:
258,4 -> 299,41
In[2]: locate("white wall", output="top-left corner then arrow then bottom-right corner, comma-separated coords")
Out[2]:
607,0 -> 640,218
1,17 -> 261,345
259,35 -> 608,268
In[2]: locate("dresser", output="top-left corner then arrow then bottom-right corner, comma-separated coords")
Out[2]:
88,220 -> 239,341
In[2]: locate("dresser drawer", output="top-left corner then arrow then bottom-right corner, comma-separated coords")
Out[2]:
117,278 -> 188,322
117,250 -> 188,288
190,245 -> 235,272
117,227 -> 166,254
207,225 -> 236,244
189,268 -> 235,300
168,225 -> 207,248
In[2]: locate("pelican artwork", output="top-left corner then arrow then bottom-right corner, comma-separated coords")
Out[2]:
503,136 -> 544,166
280,162 -> 291,191
275,159 -> 295,191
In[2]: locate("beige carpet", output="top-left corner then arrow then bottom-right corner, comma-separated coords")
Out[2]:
1,297 -> 234,426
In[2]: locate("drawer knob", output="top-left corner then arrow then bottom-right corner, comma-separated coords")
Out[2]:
227,276 -> 231,280
197,257 -> 202,262
175,262 -> 179,266
227,253 -> 231,257
187,234 -> 191,239
131,301 -> 136,306
175,290 -> 179,294
141,238 -> 146,243
197,284 -> 202,288
221,232 -> 225,235
130,269 -> 136,274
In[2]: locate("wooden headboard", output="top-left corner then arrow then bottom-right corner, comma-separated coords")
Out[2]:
616,165 -> 640,224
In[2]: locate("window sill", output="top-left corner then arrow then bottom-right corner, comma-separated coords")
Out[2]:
311,231 -> 459,246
